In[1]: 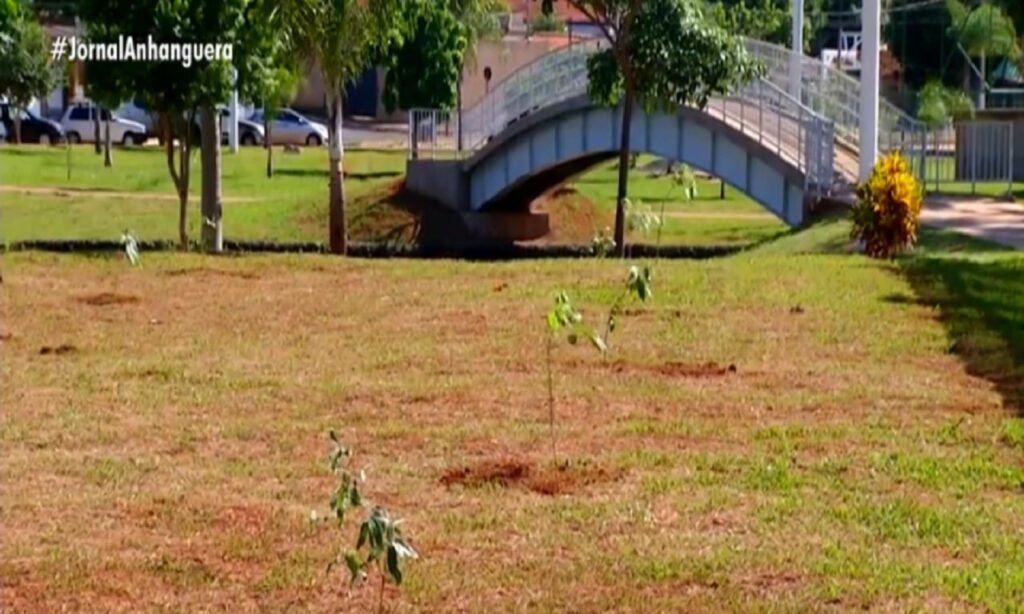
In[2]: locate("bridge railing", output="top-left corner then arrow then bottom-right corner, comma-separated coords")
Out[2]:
409,37 -> 838,195
744,38 -> 928,179
706,78 -> 835,193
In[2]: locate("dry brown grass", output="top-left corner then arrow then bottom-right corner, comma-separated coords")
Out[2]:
1,249 -> 1022,612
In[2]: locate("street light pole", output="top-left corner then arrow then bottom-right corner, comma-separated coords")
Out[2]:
790,0 -> 803,102
859,0 -> 880,180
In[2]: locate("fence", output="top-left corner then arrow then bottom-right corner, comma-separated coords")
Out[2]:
407,109 -> 459,160
918,120 -> 1015,195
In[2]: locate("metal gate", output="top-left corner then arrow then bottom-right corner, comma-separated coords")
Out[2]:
921,120 -> 1015,195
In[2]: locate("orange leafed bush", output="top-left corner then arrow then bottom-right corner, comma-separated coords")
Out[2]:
850,152 -> 924,259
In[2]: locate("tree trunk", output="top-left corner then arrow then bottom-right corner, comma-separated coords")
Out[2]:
199,106 -> 223,252
457,72 -> 464,152
162,112 -> 191,250
103,111 -> 112,167
614,92 -> 635,258
93,110 -> 101,154
327,95 -> 347,255
265,116 -> 273,178
179,111 -> 193,250
13,114 -> 21,144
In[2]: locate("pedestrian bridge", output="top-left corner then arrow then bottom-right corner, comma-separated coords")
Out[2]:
406,38 -> 924,241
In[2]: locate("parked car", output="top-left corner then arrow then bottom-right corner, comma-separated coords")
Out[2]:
0,103 -> 65,144
115,98 -> 158,137
61,103 -> 148,145
250,108 -> 328,146
219,107 -> 264,146
0,121 -> 6,143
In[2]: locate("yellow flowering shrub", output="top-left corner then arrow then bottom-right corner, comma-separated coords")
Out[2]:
850,152 -> 924,259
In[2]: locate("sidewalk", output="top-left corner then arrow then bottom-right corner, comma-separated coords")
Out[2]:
921,196 -> 1024,250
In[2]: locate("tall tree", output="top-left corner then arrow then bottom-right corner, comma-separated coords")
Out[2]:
281,0 -> 406,255
0,0 -> 57,143
568,0 -> 758,256
235,0 -> 302,178
81,0 -> 244,250
887,0 -> 1019,90
381,1 -> 468,113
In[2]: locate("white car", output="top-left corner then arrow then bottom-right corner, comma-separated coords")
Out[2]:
61,104 -> 148,145
250,108 -> 328,146
0,121 -> 6,142
115,99 -> 157,137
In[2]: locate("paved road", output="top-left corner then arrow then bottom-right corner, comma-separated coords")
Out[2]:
922,196 -> 1024,250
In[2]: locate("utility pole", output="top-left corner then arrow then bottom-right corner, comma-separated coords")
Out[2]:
859,0 -> 880,179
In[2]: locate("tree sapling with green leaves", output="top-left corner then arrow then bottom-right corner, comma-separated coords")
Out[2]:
322,431 -> 417,613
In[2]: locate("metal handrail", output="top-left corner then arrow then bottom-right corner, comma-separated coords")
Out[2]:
409,36 -> 839,194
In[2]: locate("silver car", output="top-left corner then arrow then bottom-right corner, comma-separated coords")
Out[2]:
250,108 -> 328,146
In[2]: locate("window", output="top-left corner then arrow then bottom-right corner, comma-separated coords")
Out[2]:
70,107 -> 90,121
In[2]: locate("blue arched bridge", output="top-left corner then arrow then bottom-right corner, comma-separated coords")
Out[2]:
406,38 -> 926,242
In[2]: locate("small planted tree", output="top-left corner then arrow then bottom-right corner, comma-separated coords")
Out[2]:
120,230 -> 140,266
323,431 -> 417,613
850,152 -> 924,259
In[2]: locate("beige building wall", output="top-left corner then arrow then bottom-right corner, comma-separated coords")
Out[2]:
461,34 -> 571,109
291,33 -> 576,120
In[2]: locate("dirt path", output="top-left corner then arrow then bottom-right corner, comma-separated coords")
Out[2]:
0,185 -> 256,203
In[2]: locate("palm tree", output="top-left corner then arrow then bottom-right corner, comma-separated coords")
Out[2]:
281,0 -> 405,254
946,0 -> 1020,106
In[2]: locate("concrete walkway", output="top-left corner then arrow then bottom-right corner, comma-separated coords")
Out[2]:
922,196 -> 1024,250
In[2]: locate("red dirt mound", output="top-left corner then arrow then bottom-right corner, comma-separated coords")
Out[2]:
441,458 -> 620,495
78,292 -> 140,306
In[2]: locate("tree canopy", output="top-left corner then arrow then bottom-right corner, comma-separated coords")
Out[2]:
381,0 -> 468,112
0,0 -> 57,119
584,0 -> 759,115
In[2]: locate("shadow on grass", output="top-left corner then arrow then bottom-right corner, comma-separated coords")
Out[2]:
900,236 -> 1024,414
275,168 -> 401,180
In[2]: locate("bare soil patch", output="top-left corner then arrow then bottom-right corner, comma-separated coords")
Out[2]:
77,292 -> 140,306
162,268 -> 261,280
566,358 -> 739,378
441,458 -> 621,495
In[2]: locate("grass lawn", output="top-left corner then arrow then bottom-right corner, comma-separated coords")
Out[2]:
2,219 -> 1022,611
1,146 -> 787,247
0,145 -> 409,244
566,156 -> 788,246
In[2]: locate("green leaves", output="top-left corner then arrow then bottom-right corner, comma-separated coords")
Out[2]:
0,3 -> 56,110
916,80 -> 974,127
346,507 -> 418,587
624,199 -> 663,236
380,0 -> 469,112
582,0 -> 759,113
547,292 -> 583,333
323,432 -> 417,601
591,227 -> 617,257
627,265 -> 653,302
